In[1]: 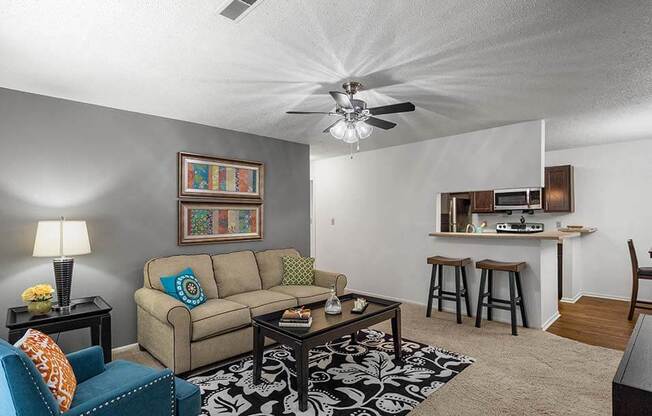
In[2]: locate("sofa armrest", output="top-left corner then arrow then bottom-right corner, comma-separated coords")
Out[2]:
134,287 -> 192,373
314,270 -> 347,295
66,368 -> 175,416
134,287 -> 190,328
67,346 -> 105,383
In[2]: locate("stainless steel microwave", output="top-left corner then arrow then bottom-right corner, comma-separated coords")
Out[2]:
494,188 -> 542,211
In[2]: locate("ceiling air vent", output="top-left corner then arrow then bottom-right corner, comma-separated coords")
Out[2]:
219,0 -> 262,22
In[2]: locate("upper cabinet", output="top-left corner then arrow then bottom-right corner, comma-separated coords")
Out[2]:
471,190 -> 494,213
544,165 -> 574,213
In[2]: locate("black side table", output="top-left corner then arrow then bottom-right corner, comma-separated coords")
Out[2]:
6,296 -> 112,363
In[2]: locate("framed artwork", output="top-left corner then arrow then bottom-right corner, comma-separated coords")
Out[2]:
178,152 -> 264,199
178,200 -> 263,245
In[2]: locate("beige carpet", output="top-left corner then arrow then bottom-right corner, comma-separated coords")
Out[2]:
115,302 -> 620,415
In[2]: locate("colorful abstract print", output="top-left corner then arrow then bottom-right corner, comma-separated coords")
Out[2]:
188,162 -> 258,194
189,208 -> 258,236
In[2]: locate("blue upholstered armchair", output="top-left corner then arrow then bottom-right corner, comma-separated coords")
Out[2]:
0,339 -> 200,416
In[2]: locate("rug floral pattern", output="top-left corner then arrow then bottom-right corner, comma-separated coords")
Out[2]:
188,329 -> 474,415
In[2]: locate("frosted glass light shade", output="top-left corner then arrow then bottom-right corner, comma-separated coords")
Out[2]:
329,120 -> 374,143
329,120 -> 346,140
355,122 -> 373,139
33,220 -> 91,257
342,123 -> 358,143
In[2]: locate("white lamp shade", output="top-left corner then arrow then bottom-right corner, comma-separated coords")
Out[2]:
33,220 -> 91,257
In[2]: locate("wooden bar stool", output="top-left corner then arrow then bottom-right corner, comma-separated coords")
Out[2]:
426,256 -> 472,324
627,239 -> 652,320
475,259 -> 528,335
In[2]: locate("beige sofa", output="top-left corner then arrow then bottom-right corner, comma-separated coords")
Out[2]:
134,248 -> 347,374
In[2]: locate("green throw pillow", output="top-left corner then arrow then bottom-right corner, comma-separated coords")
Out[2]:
281,256 -> 315,285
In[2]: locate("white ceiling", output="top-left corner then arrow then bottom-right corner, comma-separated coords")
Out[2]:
0,1 -> 650,159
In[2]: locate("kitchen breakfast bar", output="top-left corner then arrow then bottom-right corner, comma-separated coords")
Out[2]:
429,230 -> 594,330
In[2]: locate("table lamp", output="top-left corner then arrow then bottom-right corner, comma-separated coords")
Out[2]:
33,217 -> 91,310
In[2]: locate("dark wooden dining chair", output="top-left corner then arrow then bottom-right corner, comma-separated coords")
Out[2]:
627,239 -> 652,320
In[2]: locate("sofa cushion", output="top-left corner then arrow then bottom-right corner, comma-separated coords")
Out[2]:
225,290 -> 297,317
212,251 -> 262,298
255,248 -> 300,289
269,285 -> 332,305
145,254 -> 218,299
281,256 -> 315,285
71,360 -> 152,408
15,329 -> 77,412
160,267 -> 207,309
190,299 -> 251,341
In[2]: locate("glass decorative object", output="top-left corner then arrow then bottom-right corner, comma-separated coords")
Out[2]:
22,284 -> 55,315
324,285 -> 342,315
27,299 -> 52,316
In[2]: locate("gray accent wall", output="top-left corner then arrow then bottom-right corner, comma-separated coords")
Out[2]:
0,88 -> 310,350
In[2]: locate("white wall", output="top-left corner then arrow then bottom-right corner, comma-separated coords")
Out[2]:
311,121 -> 545,307
544,138 -> 652,301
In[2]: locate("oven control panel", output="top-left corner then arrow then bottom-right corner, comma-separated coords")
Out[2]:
496,222 -> 544,233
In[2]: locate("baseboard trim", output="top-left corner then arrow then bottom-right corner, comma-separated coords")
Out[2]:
351,287 -> 549,330
541,311 -> 561,331
112,342 -> 138,354
558,291 -> 652,304
560,292 -> 583,304
581,291 -> 652,303
349,288 -> 428,307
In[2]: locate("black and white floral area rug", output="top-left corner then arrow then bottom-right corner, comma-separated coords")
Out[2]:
187,329 -> 474,416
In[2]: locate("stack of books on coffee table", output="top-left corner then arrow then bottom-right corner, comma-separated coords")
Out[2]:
279,307 -> 312,328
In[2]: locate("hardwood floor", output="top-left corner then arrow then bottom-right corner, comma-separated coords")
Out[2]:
546,296 -> 640,350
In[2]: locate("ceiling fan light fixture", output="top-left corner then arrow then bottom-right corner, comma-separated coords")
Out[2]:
341,122 -> 359,144
291,80 -> 415,149
355,121 -> 373,139
329,119 -> 347,140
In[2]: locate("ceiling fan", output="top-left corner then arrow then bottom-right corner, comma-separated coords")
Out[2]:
286,81 -> 415,148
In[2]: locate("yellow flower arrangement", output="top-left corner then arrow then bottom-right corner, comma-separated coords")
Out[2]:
22,284 -> 55,302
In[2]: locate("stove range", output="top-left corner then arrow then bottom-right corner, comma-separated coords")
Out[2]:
496,222 -> 544,234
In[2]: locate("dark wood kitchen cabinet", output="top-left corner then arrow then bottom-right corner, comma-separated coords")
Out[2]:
440,193 -> 450,232
544,165 -> 574,213
471,190 -> 494,213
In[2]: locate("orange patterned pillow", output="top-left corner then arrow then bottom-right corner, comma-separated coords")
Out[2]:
15,329 -> 77,412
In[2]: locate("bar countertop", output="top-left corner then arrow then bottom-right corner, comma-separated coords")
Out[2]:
429,229 -> 596,241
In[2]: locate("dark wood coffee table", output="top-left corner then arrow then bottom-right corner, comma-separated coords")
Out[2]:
252,293 -> 401,411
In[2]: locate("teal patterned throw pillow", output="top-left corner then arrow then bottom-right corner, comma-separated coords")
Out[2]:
160,267 -> 207,309
281,256 -> 315,286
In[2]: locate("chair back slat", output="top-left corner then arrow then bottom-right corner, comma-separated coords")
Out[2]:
628,239 -> 639,272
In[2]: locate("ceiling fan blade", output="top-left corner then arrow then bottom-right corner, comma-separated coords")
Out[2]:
329,91 -> 353,109
364,117 -> 397,130
368,102 -> 415,116
286,111 -> 334,115
323,119 -> 343,133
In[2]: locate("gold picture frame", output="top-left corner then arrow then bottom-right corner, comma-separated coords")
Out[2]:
178,200 -> 263,245
178,152 -> 264,199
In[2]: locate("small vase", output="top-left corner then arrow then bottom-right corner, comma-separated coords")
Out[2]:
27,299 -> 52,315
324,285 -> 342,315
